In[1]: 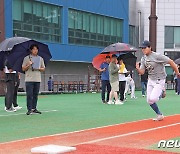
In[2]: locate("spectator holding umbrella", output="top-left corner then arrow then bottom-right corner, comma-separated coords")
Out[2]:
99,55 -> 111,104
107,54 -> 123,105
117,58 -> 127,102
22,44 -> 45,115
4,58 -> 22,112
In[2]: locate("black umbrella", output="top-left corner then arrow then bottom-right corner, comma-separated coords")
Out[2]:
7,40 -> 52,73
118,53 -> 137,71
175,58 -> 180,65
0,37 -> 30,52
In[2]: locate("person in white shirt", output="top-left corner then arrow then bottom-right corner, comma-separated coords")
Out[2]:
125,72 -> 137,99
117,58 -> 127,102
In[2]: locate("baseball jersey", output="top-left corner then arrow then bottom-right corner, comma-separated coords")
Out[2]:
140,52 -> 170,80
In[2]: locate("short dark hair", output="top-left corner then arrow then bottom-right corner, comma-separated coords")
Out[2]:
118,58 -> 123,61
30,44 -> 39,50
112,54 -> 117,58
106,55 -> 111,59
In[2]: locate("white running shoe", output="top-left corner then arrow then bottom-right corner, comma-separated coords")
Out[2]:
5,107 -> 17,112
115,100 -> 124,105
107,100 -> 114,105
153,114 -> 164,121
13,106 -> 22,110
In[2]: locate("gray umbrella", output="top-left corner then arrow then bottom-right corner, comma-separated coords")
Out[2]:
175,58 -> 180,65
101,42 -> 138,53
0,37 -> 30,52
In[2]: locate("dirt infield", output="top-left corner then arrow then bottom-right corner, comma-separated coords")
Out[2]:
0,114 -> 179,154
68,144 -> 177,154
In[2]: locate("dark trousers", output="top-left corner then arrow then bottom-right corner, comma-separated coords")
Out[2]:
119,81 -> 126,101
141,81 -> 147,95
177,78 -> 180,95
101,80 -> 111,102
13,79 -> 20,107
175,79 -> 178,93
5,80 -> 15,109
26,82 -> 40,111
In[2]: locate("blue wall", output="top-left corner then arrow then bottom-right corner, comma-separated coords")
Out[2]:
4,0 -> 129,62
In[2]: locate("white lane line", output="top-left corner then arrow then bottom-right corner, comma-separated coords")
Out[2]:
76,122 -> 180,145
0,110 -> 58,117
0,114 -> 179,145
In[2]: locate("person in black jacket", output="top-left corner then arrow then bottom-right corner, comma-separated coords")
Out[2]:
4,58 -> 22,112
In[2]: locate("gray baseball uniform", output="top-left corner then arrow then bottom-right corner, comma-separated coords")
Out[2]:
140,52 -> 170,80
140,52 -> 170,105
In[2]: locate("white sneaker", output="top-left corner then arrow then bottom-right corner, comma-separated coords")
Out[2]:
13,106 -> 22,110
5,107 -> 17,112
107,100 -> 114,105
142,95 -> 145,97
153,114 -> 164,121
115,100 -> 124,105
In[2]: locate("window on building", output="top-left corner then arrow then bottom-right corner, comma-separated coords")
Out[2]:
13,0 -> 61,43
68,9 -> 123,47
129,25 -> 138,47
165,26 -> 180,49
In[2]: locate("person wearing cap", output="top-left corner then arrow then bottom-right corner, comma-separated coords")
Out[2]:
136,40 -> 180,121
107,54 -> 123,105
99,55 -> 111,104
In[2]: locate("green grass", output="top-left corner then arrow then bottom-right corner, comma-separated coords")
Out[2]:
149,137 -> 180,153
0,90 -> 179,146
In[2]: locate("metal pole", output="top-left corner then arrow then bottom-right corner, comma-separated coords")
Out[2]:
138,10 -> 141,46
149,0 -> 158,52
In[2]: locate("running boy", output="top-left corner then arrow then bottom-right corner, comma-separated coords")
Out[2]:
136,40 -> 180,121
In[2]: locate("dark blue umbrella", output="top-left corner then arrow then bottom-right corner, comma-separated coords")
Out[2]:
7,40 -> 52,73
0,37 -> 30,52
